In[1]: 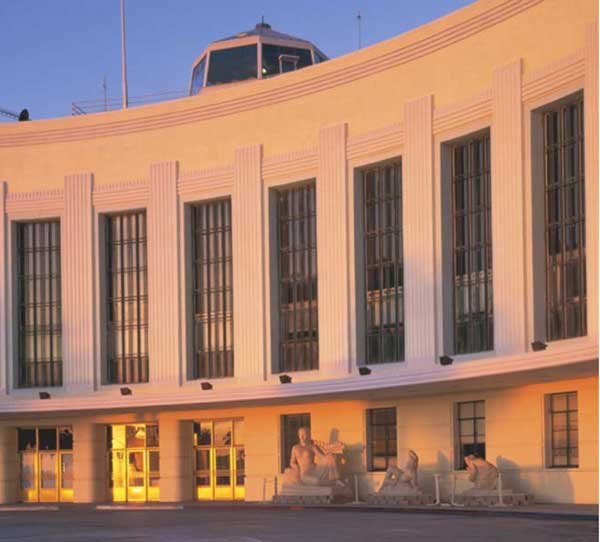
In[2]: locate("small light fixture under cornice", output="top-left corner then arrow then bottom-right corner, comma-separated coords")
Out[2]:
120,387 -> 132,396
439,355 -> 454,366
39,391 -> 51,400
201,382 -> 213,391
358,366 -> 372,376
531,341 -> 548,352
279,374 -> 292,384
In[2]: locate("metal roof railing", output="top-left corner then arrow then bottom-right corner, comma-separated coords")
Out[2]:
71,89 -> 187,115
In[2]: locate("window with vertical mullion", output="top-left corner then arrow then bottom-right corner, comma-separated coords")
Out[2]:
455,400 -> 485,469
544,98 -> 586,341
367,407 -> 397,471
451,134 -> 493,355
363,162 -> 404,364
17,220 -> 62,388
191,199 -> 233,379
106,211 -> 148,384
277,183 -> 318,372
549,392 -> 578,468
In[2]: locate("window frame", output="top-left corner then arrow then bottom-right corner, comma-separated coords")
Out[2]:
280,413 -> 311,473
454,400 -> 486,470
545,391 -> 579,469
366,406 -> 397,472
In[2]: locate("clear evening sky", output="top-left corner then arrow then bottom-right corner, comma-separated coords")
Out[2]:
1,0 -> 474,120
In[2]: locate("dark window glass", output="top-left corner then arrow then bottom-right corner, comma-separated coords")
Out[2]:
191,199 -> 234,379
451,134 -> 493,354
262,44 -> 312,77
38,428 -> 57,450
18,428 -> 36,451
59,427 -> 73,450
126,425 -> 146,448
367,407 -> 397,471
455,400 -> 485,469
146,425 -> 159,448
16,220 -> 62,388
106,211 -> 148,384
194,422 -> 212,446
544,98 -> 586,340
363,162 -> 404,364
191,56 -> 207,95
549,392 -> 578,468
276,182 -> 318,372
281,413 -> 310,472
207,45 -> 257,86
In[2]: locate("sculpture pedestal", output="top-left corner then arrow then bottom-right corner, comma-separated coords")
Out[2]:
274,484 -> 352,504
455,489 -> 534,506
367,493 -> 436,506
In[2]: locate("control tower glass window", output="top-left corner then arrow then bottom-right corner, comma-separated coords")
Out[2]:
262,45 -> 312,77
191,56 -> 207,95
206,45 -> 257,86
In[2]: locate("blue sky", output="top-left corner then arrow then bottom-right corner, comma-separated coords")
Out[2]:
1,0 -> 473,120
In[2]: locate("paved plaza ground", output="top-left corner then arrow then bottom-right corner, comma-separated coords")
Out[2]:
0,506 -> 597,542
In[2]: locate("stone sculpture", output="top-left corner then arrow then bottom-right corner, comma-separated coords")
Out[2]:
463,454 -> 499,493
378,449 -> 421,495
276,426 -> 350,503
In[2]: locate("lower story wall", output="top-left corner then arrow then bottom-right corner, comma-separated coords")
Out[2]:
0,375 -> 596,504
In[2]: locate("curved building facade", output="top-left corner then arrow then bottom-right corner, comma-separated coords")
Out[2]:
0,0 -> 597,504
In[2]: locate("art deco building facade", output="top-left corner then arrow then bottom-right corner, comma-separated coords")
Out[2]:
0,0 -> 597,505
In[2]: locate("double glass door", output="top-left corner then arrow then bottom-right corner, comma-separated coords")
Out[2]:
194,419 -> 244,500
108,424 -> 159,502
18,427 -> 73,503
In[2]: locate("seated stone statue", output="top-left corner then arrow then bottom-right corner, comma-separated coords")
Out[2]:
463,454 -> 499,494
281,427 -> 346,490
378,450 -> 421,495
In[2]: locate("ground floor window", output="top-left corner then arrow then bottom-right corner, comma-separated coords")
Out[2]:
194,419 -> 244,500
455,400 -> 485,469
366,407 -> 397,471
547,392 -> 579,468
281,413 -> 311,472
18,426 -> 73,502
107,424 -> 159,502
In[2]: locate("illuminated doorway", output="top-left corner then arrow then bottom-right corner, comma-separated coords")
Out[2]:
194,419 -> 244,500
108,424 -> 159,502
18,427 -> 73,503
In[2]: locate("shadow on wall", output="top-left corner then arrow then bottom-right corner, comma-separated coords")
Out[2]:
496,455 -> 574,503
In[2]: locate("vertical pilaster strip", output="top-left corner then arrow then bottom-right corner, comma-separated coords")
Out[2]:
0,426 -> 17,504
233,144 -> 264,380
63,173 -> 94,390
403,96 -> 436,365
317,123 -> 351,375
0,182 -> 6,395
72,422 -> 107,503
585,23 -> 598,340
491,59 -> 527,354
148,161 -> 180,385
158,417 -> 193,502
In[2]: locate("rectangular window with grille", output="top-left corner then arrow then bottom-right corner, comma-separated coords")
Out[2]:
548,392 -> 578,468
455,400 -> 485,469
280,413 -> 311,472
190,199 -> 233,379
276,182 -> 318,372
544,97 -> 586,340
367,407 -> 397,471
16,220 -> 62,387
105,211 -> 148,384
362,161 -> 404,364
451,133 -> 493,354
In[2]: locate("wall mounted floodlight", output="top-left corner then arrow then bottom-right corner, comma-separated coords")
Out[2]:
39,391 -> 51,400
120,387 -> 132,396
279,374 -> 292,384
439,355 -> 454,366
531,341 -> 548,352
201,382 -> 213,390
358,366 -> 372,376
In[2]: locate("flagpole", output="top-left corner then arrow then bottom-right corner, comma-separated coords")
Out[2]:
120,0 -> 129,109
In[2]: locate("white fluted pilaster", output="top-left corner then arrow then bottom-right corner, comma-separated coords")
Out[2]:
63,173 -> 94,390
404,96 -> 436,365
585,23 -> 598,340
317,123 -> 351,375
491,59 -> 527,354
148,161 -> 181,385
233,144 -> 265,379
0,182 -> 6,395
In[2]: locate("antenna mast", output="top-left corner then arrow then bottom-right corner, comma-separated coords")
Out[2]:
357,12 -> 362,49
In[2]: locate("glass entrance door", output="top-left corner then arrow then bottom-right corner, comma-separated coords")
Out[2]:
18,427 -> 73,503
194,419 -> 244,500
108,424 -> 159,502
